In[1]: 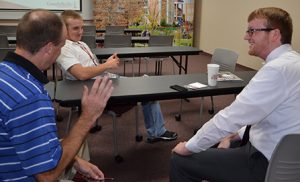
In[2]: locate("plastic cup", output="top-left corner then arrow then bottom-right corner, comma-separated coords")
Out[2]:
207,64 -> 220,86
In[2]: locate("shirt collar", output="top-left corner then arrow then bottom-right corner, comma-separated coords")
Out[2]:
266,44 -> 292,63
4,52 -> 49,84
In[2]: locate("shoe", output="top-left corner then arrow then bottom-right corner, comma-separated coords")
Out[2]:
147,131 -> 178,143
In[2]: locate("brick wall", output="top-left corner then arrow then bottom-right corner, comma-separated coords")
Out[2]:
93,0 -> 145,29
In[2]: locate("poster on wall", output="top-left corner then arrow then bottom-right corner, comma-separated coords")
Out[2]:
94,0 -> 194,46
0,0 -> 82,11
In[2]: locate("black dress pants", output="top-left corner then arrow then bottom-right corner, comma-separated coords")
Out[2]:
170,142 -> 268,182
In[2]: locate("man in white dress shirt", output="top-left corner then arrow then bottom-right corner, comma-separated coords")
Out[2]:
170,7 -> 300,182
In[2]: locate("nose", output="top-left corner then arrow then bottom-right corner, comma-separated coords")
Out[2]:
244,33 -> 250,40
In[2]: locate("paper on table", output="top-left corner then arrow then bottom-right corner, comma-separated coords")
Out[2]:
184,82 -> 207,90
217,71 -> 243,82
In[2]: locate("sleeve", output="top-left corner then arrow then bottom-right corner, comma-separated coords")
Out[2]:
186,65 -> 287,152
56,43 -> 81,71
6,93 -> 62,176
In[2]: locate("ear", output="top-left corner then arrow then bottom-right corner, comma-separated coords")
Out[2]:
270,29 -> 281,43
40,42 -> 54,55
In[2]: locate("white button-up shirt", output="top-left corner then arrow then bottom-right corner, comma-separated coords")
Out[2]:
186,44 -> 300,160
56,39 -> 98,80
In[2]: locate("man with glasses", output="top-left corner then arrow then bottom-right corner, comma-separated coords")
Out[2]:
170,7 -> 300,182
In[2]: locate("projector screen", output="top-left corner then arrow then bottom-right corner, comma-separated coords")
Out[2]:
0,0 -> 82,11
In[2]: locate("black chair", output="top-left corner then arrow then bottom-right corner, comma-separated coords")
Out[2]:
0,48 -> 14,61
83,25 -> 96,36
81,35 -> 96,49
208,48 -> 239,114
146,35 -> 174,75
0,34 -> 9,48
105,25 -> 126,35
104,34 -> 134,76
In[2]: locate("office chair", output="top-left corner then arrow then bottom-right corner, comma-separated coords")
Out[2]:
0,34 -> 9,48
209,48 -> 239,114
0,25 -> 17,36
145,35 -> 174,75
83,25 -> 96,36
175,48 -> 238,121
105,25 -> 126,35
0,48 -> 14,61
265,134 -> 300,182
104,34 -> 134,76
81,35 -> 96,49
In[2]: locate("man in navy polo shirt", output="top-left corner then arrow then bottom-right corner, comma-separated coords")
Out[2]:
0,9 -> 113,181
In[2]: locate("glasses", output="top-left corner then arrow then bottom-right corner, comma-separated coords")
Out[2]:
246,28 -> 274,36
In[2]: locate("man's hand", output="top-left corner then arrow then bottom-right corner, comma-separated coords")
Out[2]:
105,53 -> 120,69
81,76 -> 113,127
172,141 -> 194,156
217,133 -> 240,149
73,157 -> 104,181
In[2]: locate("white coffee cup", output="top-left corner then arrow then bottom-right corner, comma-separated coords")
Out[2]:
207,64 -> 220,86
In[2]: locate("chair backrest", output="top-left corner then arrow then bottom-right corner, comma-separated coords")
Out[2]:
265,134 -> 300,182
148,35 -> 174,47
0,25 -> 17,36
0,34 -> 9,48
81,35 -> 96,49
211,48 -> 239,72
83,25 -> 96,36
0,48 -> 15,61
104,34 -> 132,48
105,26 -> 126,35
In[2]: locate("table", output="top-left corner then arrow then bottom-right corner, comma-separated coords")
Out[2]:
96,36 -> 149,44
8,36 -> 149,45
52,71 -> 256,162
93,46 -> 202,74
96,28 -> 142,36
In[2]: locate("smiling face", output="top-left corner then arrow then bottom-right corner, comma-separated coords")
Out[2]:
65,17 -> 84,42
244,18 -> 275,60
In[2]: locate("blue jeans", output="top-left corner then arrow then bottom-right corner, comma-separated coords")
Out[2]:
142,101 -> 166,138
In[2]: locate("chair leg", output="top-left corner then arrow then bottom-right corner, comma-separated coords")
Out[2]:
172,60 -> 176,75
199,97 -> 204,121
107,110 -> 123,163
123,61 -> 126,76
131,59 -> 134,77
193,97 -> 205,134
135,103 -> 143,142
55,103 -> 63,122
208,96 -> 215,114
89,118 -> 102,133
65,107 -> 73,135
175,99 -> 183,121
138,57 -> 141,76
146,58 -> 149,74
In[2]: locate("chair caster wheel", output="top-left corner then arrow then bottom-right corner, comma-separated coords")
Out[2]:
89,125 -> 102,133
135,135 -> 143,142
115,155 -> 124,163
175,114 -> 181,121
208,109 -> 214,115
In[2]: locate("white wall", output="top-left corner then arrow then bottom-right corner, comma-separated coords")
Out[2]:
0,0 -> 93,21
195,0 -> 300,70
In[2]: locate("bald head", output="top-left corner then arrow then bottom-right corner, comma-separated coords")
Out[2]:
16,9 -> 64,54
